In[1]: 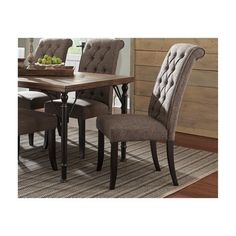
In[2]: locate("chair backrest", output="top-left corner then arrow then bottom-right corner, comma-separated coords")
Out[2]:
148,43 -> 205,140
33,38 -> 73,62
78,39 -> 124,111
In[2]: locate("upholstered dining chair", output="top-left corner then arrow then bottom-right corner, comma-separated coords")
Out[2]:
18,109 -> 58,170
18,38 -> 73,146
44,39 -> 124,159
96,43 -> 205,190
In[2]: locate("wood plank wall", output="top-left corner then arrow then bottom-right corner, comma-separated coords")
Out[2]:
134,38 -> 218,138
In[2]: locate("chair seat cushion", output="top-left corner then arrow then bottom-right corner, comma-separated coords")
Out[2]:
18,91 -> 49,109
18,109 -> 57,135
96,114 -> 167,142
44,98 -> 109,119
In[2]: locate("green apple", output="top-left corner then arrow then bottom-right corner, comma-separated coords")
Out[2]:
44,54 -> 49,59
41,58 -> 47,64
56,58 -> 62,64
38,58 -> 42,63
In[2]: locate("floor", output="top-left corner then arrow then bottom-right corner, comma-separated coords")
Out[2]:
69,115 -> 218,198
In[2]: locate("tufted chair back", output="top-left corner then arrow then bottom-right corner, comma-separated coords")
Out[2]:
77,39 -> 124,111
148,44 -> 205,140
33,38 -> 73,62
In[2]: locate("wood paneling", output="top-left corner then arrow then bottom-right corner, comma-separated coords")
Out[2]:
133,38 -> 218,138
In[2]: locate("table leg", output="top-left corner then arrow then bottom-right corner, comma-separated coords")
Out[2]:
121,83 -> 128,162
60,92 -> 68,182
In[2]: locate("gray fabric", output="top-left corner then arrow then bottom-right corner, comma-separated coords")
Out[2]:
148,43 -> 205,140
18,91 -> 50,110
45,39 -> 124,119
96,114 -> 167,142
33,38 -> 73,62
18,38 -> 72,110
77,39 -> 124,110
18,109 -> 57,135
97,43 -> 205,144
45,98 -> 109,120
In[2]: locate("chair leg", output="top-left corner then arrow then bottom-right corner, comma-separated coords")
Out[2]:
43,130 -> 49,149
110,142 -> 118,190
78,117 -> 85,159
48,129 -> 58,171
28,133 -> 34,146
166,140 -> 178,186
150,141 -> 161,171
18,135 -> 20,161
97,130 -> 104,171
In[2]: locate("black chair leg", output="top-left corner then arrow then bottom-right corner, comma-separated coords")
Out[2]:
150,141 -> 161,171
110,142 -> 118,190
28,133 -> 34,146
97,130 -> 104,171
48,129 -> 58,171
78,117 -> 85,159
43,130 -> 49,149
166,140 -> 178,186
18,135 -> 20,161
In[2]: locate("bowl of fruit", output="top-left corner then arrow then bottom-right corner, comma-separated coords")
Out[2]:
35,55 -> 64,69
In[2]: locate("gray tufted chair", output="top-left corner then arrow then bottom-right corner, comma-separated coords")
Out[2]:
44,39 -> 124,159
18,38 -> 73,145
18,108 -> 58,170
96,43 -> 205,190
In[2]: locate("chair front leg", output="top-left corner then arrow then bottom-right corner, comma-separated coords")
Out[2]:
28,133 -> 34,146
78,117 -> 85,159
150,141 -> 161,171
166,140 -> 178,186
110,142 -> 118,190
48,129 -> 58,171
97,130 -> 104,171
43,130 -> 48,149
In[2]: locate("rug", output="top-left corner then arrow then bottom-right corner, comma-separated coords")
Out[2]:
18,128 -> 218,198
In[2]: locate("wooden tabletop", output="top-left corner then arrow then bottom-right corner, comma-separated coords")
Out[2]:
18,72 -> 134,92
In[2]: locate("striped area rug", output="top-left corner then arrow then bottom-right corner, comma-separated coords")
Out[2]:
18,128 -> 218,198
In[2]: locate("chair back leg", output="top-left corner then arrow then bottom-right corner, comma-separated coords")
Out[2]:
78,118 -> 85,159
48,129 -> 58,171
97,130 -> 104,171
166,140 -> 178,186
150,141 -> 161,171
110,142 -> 118,190
28,133 -> 34,146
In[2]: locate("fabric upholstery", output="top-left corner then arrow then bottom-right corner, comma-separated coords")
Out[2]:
77,39 -> 124,110
97,43 -> 205,143
148,43 -> 205,140
96,114 -> 167,142
18,38 -> 72,110
18,109 -> 57,135
33,38 -> 73,62
45,98 -> 109,120
45,39 -> 124,118
18,91 -> 51,110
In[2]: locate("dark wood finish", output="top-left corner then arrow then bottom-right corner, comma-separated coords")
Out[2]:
110,142 -> 118,190
150,141 -> 161,171
60,92 -> 68,182
43,131 -> 48,149
97,130 -> 104,171
28,133 -> 34,146
166,140 -> 178,186
48,129 -> 57,171
18,72 -> 134,93
18,66 -> 74,77
121,83 -> 128,162
175,132 -> 218,153
78,118 -> 85,159
167,172 -> 218,198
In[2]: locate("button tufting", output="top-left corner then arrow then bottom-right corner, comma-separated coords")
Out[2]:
180,53 -> 185,58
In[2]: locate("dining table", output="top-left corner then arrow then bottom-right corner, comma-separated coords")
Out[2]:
18,72 -> 134,182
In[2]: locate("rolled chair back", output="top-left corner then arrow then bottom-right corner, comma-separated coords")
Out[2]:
148,43 -> 205,140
